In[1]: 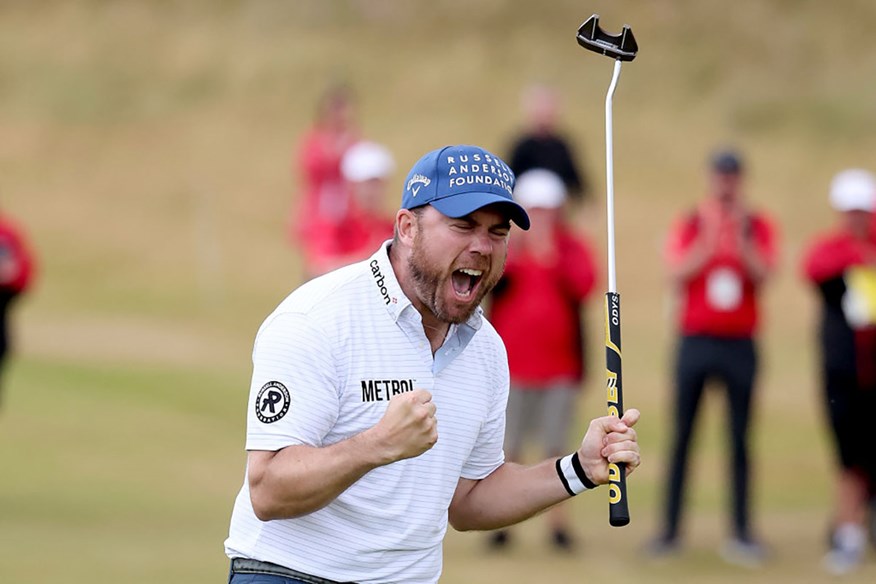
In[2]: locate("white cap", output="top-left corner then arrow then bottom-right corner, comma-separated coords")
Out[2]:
513,169 -> 566,209
341,141 -> 395,183
830,169 -> 876,212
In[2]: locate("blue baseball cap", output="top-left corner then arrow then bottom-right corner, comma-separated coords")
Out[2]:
711,149 -> 743,175
401,145 -> 530,230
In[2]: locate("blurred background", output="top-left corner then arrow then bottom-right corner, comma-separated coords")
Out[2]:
1,0 -> 875,582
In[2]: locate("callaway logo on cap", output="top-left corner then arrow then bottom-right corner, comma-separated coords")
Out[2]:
401,145 -> 531,230
407,174 -> 432,197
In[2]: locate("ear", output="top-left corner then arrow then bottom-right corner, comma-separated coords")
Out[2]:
395,209 -> 417,246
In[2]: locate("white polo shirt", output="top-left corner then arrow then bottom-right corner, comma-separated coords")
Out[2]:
225,243 -> 510,584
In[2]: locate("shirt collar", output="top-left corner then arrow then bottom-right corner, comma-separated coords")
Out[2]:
367,241 -> 409,322
367,241 -> 484,331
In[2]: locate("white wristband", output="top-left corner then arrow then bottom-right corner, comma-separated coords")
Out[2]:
556,452 -> 599,496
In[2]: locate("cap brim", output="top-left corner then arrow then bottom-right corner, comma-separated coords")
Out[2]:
833,200 -> 875,213
429,193 -> 531,230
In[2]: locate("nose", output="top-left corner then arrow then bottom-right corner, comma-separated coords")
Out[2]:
468,228 -> 493,256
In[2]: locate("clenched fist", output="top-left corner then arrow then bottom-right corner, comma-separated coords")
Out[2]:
368,389 -> 438,465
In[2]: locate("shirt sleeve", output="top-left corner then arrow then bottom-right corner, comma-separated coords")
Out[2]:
245,311 -> 340,452
664,213 -> 698,270
752,214 -> 780,270
459,338 -> 509,480
801,233 -> 864,284
0,221 -> 35,293
556,138 -> 584,196
558,231 -> 597,300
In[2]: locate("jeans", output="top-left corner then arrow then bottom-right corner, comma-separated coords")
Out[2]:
230,574 -> 310,584
228,558 -> 350,584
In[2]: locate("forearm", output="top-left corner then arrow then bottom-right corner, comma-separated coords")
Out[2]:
557,259 -> 595,300
449,411 -> 642,532
248,388 -> 438,521
741,243 -> 771,284
249,431 -> 386,521
669,242 -> 712,283
449,460 -> 573,531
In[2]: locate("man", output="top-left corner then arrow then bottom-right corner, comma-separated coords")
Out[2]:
506,84 -> 589,201
0,207 -> 34,407
303,140 -> 396,274
487,169 -> 598,550
292,83 -> 360,278
225,145 -> 641,584
650,149 -> 778,566
801,169 -> 876,575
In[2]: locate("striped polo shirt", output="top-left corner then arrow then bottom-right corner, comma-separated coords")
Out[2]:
224,243 -> 510,584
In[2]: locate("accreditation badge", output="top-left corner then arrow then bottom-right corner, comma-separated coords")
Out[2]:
706,267 -> 743,312
842,266 -> 876,329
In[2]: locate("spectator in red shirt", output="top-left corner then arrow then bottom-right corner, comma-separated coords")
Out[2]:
291,84 -> 360,278
0,210 -> 35,407
649,150 -> 778,565
801,169 -> 876,575
307,140 -> 397,274
487,169 -> 598,550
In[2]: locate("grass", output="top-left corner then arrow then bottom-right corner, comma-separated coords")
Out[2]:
1,0 -> 876,582
0,355 -> 245,582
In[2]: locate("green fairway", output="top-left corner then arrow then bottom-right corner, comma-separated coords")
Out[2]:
2,1 -> 876,582
0,356 -> 245,582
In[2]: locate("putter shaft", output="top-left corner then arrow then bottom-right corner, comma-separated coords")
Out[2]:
605,59 -> 622,294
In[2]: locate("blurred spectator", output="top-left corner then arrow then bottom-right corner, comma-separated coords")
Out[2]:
329,140 -> 396,272
0,208 -> 35,407
801,169 -> 876,575
506,84 -> 590,202
487,169 -> 598,550
291,83 -> 360,278
649,149 -> 779,566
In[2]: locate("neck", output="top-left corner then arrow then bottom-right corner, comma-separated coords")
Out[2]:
388,243 -> 451,353
421,318 -> 451,353
846,223 -> 871,241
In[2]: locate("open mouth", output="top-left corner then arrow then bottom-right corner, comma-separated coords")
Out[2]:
451,268 -> 484,299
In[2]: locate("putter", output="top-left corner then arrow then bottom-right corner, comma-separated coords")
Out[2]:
576,13 -> 638,528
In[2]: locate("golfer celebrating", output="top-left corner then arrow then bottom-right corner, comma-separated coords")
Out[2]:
224,145 -> 641,584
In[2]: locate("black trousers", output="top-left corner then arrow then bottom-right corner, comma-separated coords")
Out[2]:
661,335 -> 758,541
0,291 -> 13,404
823,367 -> 876,491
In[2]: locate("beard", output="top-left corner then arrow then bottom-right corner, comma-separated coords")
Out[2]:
407,230 -> 504,325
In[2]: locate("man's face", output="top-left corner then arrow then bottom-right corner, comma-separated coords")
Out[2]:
842,209 -> 873,237
710,171 -> 742,204
352,178 -> 386,213
524,86 -> 559,133
407,205 -> 511,324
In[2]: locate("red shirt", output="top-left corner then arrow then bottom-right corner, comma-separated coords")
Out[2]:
801,227 -> 876,388
292,126 -> 358,273
802,228 -> 876,284
305,205 -> 394,276
0,216 -> 35,294
489,226 -> 597,385
665,203 -> 778,338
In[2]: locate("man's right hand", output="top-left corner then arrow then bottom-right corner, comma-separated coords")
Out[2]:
248,389 -> 438,521
366,389 -> 438,465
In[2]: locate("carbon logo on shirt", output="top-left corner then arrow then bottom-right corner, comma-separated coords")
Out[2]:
255,381 -> 290,424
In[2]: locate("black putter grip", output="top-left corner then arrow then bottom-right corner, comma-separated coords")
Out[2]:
604,292 -> 630,527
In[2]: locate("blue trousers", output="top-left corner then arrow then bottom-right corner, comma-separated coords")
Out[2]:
229,571 -> 309,584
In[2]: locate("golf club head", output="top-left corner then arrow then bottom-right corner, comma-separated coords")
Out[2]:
577,14 -> 638,62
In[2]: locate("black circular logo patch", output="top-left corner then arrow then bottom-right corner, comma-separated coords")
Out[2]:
255,381 -> 291,424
